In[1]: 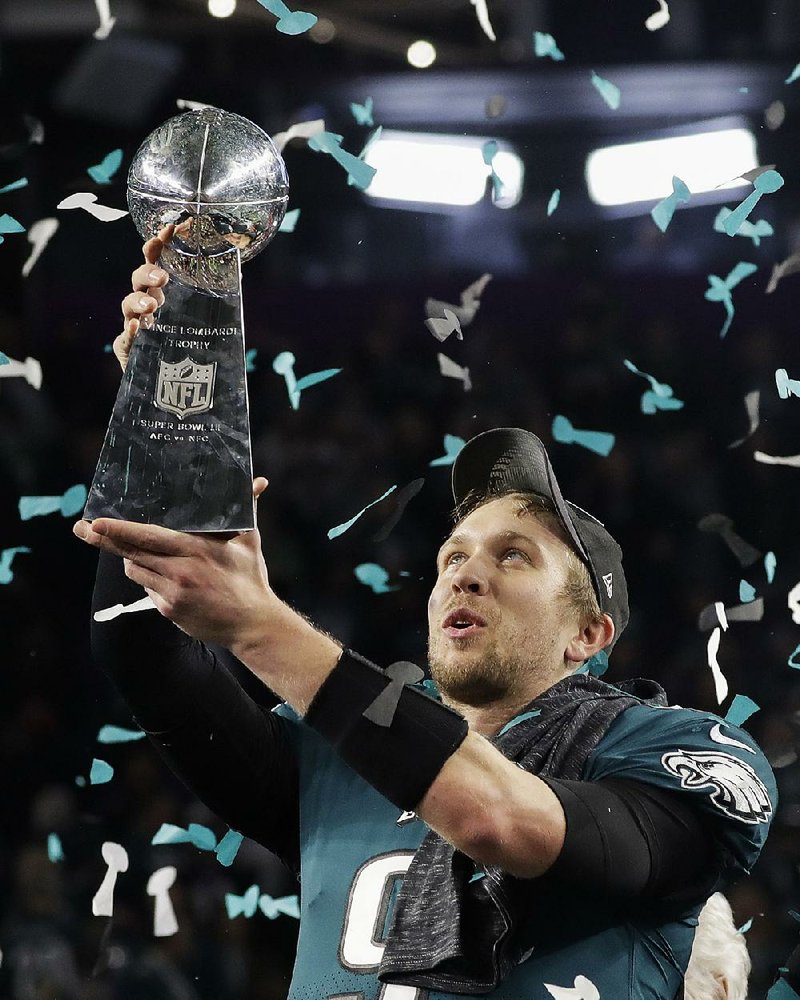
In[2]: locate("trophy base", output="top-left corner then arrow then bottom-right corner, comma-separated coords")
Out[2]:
85,254 -> 254,533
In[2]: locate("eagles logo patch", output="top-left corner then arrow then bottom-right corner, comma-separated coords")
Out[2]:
660,749 -> 772,824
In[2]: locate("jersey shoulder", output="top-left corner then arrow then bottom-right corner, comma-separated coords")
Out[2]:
584,701 -> 776,877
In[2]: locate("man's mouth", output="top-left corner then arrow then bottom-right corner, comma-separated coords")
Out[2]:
442,608 -> 487,638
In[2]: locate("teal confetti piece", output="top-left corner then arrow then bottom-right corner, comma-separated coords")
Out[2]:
294,366 -> 342,392
704,262 -> 757,338
498,710 -> 541,736
19,483 -> 88,520
533,31 -> 564,61
256,0 -> 317,34
354,563 -> 399,594
245,348 -> 257,372
47,833 -> 64,862
765,551 -> 776,583
788,644 -> 800,669
215,829 -> 244,867
0,546 -> 31,584
552,415 -> 615,456
546,189 -> 560,216
350,96 -> 374,126
590,70 -> 621,110
650,175 -> 691,232
724,694 -> 760,726
624,359 -> 683,414
482,140 -> 498,165
722,170 -> 784,237
738,86 -> 749,93
739,580 -> 756,602
713,208 -> 773,247
87,149 -> 123,185
469,870 -> 486,883
97,724 -> 145,743
328,484 -> 397,539
768,979 -> 800,1000
791,911 -> 800,923
226,884 -> 260,919
278,208 -> 300,233
737,917 -> 753,934
0,177 -> 28,194
152,822 -> 217,851
103,343 -> 113,353
89,758 -> 114,784
259,893 -> 300,919
429,434 -> 466,467
584,649 -> 610,676
0,352 -> 9,364
0,213 -> 26,244
75,776 -> 86,787
785,62 -> 800,85
308,131 -> 376,190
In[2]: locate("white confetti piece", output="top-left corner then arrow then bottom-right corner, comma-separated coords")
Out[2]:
645,0 -> 670,31
437,352 -> 472,391
272,118 -> 326,153
728,390 -> 760,448
92,842 -> 128,917
147,866 -> 179,937
754,450 -> 800,468
93,595 -> 157,622
93,0 -> 116,38
788,582 -> 800,625
707,627 -> 729,704
57,192 -> 128,222
544,975 -> 600,1000
22,218 -> 59,277
469,0 -> 496,41
0,354 -> 42,389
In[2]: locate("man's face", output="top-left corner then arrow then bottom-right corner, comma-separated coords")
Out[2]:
427,495 -> 581,707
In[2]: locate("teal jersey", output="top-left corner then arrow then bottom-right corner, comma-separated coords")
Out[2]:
274,698 -> 775,1000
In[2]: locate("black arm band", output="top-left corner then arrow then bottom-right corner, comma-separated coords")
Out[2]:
539,775 -> 714,902
304,648 -> 469,811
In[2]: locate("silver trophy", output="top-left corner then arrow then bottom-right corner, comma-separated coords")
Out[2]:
84,108 -> 288,532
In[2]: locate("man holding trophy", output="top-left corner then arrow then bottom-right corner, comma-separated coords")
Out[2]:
75,108 -> 775,998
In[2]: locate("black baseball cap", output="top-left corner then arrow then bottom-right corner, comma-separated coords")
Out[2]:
451,427 -> 629,650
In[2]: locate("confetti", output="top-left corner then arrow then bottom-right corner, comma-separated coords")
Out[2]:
278,208 -> 300,233
766,250 -> 800,294
754,451 -> 800,468
704,261 -> 758,338
469,0 -> 496,41
650,176 -> 691,232
272,351 -> 342,410
788,582 -> 800,625
533,31 -> 565,61
328,484 -> 397,540
48,833 -> 64,862
551,415 -> 615,456
785,62 -> 800,85
93,595 -> 157,621
707,627 -> 729,704
498,709 -> 541,736
765,551 -> 777,583
697,598 -> 764,631
645,0 -> 670,31
354,563 -> 400,594
767,978 -> 800,1000
0,213 -> 26,245
176,98 -> 216,111
724,694 -> 760,726
152,822 -> 217,851
789,645 -> 800,670
271,118 -> 325,153
93,0 -> 116,39
215,829 -> 243,867
87,149 -> 123,185
426,273 -> 492,332
426,309 -> 462,342
226,884 -> 260,919
438,352 -> 472,391
737,918 -> 753,934
0,546 -> 31,584
574,649 -> 610,677
739,580 -> 756,602
57,192 -> 128,222
713,208 -> 773,247
255,0 -> 317,34
0,354 -> 42,388
90,758 -> 114,784
0,353 -> 7,364
545,975 -> 600,1000
546,189 -> 561,216
363,661 -> 424,726
372,477 -> 425,542
728,390 -> 760,448
722,170 -> 784,237
307,131 -> 376,190
147,866 -> 178,937
429,434 -> 466,467
590,71 -> 621,110
470,869 -> 486,882
259,893 -> 300,919
245,348 -> 257,372
698,512 -> 760,566
19,484 -> 87,520
482,140 -> 502,197
97,724 -> 145,744
0,177 -> 28,194
350,97 -> 374,127
623,359 -> 684,413
92,842 -> 128,916
776,368 -> 800,399
22,218 -> 59,277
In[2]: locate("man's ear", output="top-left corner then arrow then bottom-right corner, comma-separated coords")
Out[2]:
565,613 -> 615,664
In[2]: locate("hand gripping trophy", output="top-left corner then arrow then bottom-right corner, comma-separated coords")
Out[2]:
84,107 -> 288,532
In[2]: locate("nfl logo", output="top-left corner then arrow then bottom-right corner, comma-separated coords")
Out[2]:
155,357 -> 217,419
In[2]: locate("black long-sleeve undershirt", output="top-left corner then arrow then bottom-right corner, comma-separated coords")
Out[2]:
90,551 -> 301,873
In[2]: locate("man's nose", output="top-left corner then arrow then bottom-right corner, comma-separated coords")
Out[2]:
451,557 -> 490,595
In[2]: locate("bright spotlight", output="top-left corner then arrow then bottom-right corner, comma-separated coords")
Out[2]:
407,40 -> 437,69
208,0 -> 236,17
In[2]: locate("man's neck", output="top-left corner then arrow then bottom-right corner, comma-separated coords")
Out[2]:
443,668 -> 572,738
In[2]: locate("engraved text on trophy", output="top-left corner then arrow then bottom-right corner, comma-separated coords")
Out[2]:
155,358 -> 217,419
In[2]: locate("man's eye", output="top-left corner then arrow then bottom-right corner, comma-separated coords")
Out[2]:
503,548 -> 527,561
444,552 -> 465,566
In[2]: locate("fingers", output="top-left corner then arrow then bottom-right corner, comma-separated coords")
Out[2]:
132,263 -> 169,295
143,223 -> 175,266
253,477 -> 269,499
112,323 -> 137,371
73,517 -> 196,558
123,557 -> 172,596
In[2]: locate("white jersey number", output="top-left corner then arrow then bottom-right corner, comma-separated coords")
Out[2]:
333,851 -> 425,1000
